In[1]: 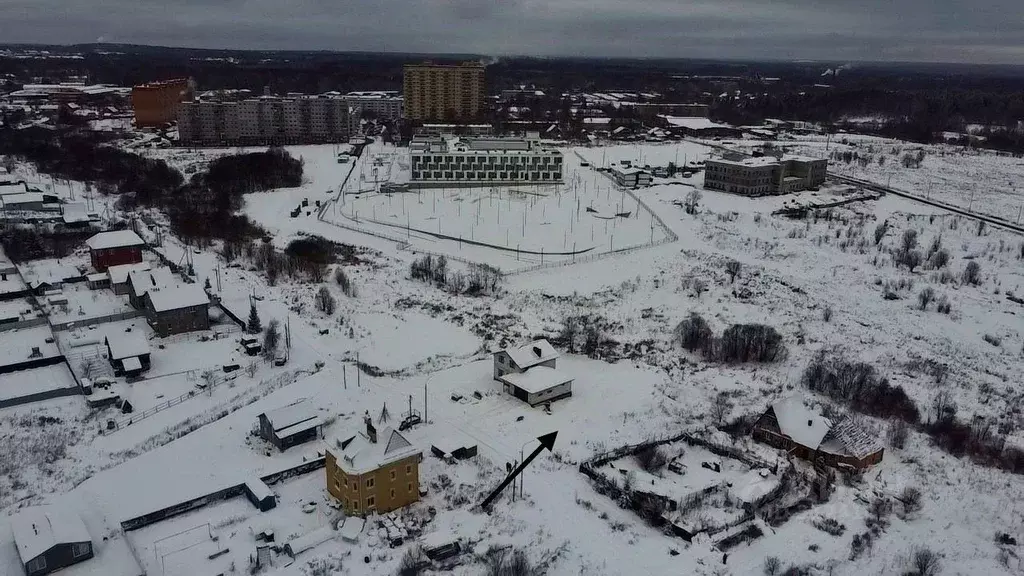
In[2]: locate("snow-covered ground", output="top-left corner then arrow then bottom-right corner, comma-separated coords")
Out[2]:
2,132 -> 1024,576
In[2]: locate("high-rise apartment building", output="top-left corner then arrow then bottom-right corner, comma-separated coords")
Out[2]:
403,62 -> 485,122
132,78 -> 194,128
177,95 -> 355,146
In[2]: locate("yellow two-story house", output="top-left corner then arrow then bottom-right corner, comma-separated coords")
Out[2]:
325,416 -> 422,516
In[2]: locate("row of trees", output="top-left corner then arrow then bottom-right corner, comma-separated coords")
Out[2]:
409,255 -> 501,296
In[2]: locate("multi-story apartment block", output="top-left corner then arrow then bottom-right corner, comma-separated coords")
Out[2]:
409,136 -> 563,188
344,91 -> 403,121
177,95 -> 355,146
403,62 -> 485,122
132,78 -> 194,128
325,417 -> 421,517
704,155 -> 827,196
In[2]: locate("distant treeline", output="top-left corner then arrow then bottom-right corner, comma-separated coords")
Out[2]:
0,125 -> 303,243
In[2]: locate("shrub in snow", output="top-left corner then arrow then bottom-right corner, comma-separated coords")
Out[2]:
822,306 -> 833,322
801,351 -> 920,423
763,556 -> 782,576
900,486 -> 923,514
929,248 -> 950,269
935,295 -> 952,314
917,287 -> 935,311
713,324 -> 786,364
396,548 -> 426,576
634,445 -> 668,472
811,516 -> 846,537
910,547 -> 941,576
873,221 -> 889,245
675,313 -> 713,353
983,333 -> 1002,347
963,260 -> 982,285
484,547 -> 539,576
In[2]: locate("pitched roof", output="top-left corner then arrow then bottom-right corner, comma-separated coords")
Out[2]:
819,416 -> 884,460
503,339 -> 559,370
85,230 -> 144,250
104,330 -> 150,360
11,505 -> 91,562
498,366 -> 573,394
108,262 -> 150,285
769,397 -> 832,450
334,428 -> 419,475
146,283 -> 209,312
128,267 -> 174,298
261,400 -> 318,434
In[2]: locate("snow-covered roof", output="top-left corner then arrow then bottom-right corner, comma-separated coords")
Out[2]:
108,262 -> 150,285
261,399 -> 318,434
11,505 -> 90,562
128,267 -> 174,298
708,156 -> 780,168
770,397 -> 832,450
2,192 -> 45,205
610,165 -> 646,176
499,366 -> 573,394
146,283 -> 209,312
85,230 -> 144,251
660,116 -> 732,130
245,478 -> 274,501
285,525 -> 334,557
819,417 -> 883,460
105,330 -> 149,360
334,427 -> 419,475
502,339 -> 559,370
122,356 -> 142,372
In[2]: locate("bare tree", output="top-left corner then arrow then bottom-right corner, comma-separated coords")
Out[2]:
725,260 -> 742,284
261,319 -> 280,362
710,391 -> 733,426
245,360 -> 258,378
763,556 -> 782,576
314,286 -> 337,315
900,486 -> 922,514
200,369 -> 218,389
917,287 -> 935,311
684,189 -> 702,215
887,419 -> 909,449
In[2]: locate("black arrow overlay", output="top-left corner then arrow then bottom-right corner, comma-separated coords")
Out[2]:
480,431 -> 557,510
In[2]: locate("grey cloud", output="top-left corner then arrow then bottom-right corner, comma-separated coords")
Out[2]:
0,0 -> 1021,64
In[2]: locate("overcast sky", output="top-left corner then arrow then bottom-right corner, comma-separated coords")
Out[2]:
3,0 -> 1023,64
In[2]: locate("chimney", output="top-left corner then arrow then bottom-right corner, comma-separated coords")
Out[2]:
32,523 -> 38,535
533,346 -> 542,357
807,419 -> 813,426
364,414 -> 377,444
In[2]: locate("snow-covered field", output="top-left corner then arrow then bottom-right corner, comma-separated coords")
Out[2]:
2,133 -> 1024,576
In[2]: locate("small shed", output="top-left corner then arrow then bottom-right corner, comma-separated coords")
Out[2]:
11,506 -> 94,576
244,478 -> 276,511
257,399 -> 321,451
104,330 -> 151,377
498,365 -> 574,407
283,525 -> 334,558
85,272 -> 109,290
241,335 -> 261,356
